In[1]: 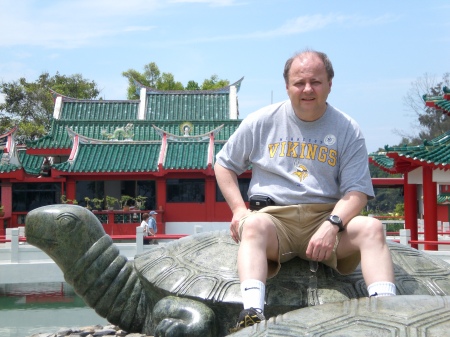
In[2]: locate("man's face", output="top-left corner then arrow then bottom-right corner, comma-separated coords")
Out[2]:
285,54 -> 332,121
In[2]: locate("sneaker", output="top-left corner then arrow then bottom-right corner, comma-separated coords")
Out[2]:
236,307 -> 265,329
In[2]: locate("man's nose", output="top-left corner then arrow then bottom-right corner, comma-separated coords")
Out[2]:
303,83 -> 313,92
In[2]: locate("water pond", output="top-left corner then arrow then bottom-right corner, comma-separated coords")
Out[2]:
0,282 -> 108,337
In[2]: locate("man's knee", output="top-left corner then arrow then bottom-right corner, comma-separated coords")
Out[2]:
240,214 -> 275,239
360,217 -> 385,241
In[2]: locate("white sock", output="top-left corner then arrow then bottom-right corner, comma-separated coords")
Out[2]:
367,282 -> 396,297
241,279 -> 265,311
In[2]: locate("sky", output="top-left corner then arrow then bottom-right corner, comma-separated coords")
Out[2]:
1,0 -> 450,153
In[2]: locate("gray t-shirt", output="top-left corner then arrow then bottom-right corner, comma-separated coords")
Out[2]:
216,100 -> 374,205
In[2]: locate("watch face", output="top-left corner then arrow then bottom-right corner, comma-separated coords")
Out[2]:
330,215 -> 341,223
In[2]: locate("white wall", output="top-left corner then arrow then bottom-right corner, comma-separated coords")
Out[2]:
165,222 -> 229,235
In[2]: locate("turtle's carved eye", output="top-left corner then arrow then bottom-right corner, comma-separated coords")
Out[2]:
56,212 -> 79,233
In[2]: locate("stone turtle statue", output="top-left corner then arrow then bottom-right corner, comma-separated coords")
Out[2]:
25,205 -> 450,337
229,295 -> 450,336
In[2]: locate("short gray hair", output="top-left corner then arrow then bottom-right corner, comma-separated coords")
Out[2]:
283,49 -> 334,83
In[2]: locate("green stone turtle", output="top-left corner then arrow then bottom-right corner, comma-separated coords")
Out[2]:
229,295 -> 450,336
25,205 -> 450,336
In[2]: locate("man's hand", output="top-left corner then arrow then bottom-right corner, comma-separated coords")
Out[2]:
306,221 -> 339,261
230,207 -> 251,243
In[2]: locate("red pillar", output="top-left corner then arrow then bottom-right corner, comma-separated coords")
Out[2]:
205,177 -> 215,222
156,178 -> 166,234
423,166 -> 438,251
1,182 -> 13,235
66,180 -> 76,201
404,174 -> 418,249
1,182 -> 12,218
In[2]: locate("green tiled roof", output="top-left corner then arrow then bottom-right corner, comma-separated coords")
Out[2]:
27,120 -> 241,149
146,93 -> 230,120
60,100 -> 140,120
384,131 -> 450,167
434,99 -> 450,114
22,81 -> 245,174
369,153 -> 395,171
371,90 -> 450,173
370,130 -> 450,173
0,150 -> 45,175
437,193 -> 450,204
214,143 -> 226,156
54,143 -> 160,173
423,87 -> 450,115
18,150 -> 45,175
0,162 -> 20,173
164,142 -> 210,170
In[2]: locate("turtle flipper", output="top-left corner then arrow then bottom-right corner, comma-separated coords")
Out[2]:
153,296 -> 216,337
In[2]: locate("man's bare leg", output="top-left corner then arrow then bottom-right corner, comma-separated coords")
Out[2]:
337,216 -> 396,296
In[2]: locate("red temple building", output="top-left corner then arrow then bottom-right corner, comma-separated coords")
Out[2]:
3,78 -> 450,249
369,86 -> 450,250
0,78 -> 250,236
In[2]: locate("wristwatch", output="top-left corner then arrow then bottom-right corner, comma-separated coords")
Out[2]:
327,214 -> 345,232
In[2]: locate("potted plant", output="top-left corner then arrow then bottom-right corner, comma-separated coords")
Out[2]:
134,195 -> 148,210
91,198 -> 104,211
120,195 -> 133,211
84,197 -> 92,210
105,195 -> 119,210
61,195 -> 77,204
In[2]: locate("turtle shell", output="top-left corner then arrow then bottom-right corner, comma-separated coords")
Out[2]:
134,230 -> 450,335
229,295 -> 450,336
135,230 -> 241,305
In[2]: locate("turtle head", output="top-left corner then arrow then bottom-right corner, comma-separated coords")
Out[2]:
26,204 -> 106,271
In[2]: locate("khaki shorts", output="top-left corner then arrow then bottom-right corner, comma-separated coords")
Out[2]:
238,203 -> 361,278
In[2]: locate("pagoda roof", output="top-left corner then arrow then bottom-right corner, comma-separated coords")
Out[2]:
423,86 -> 450,116
370,86 -> 450,174
59,99 -> 140,120
437,193 -> 450,205
9,78 -> 245,176
26,119 -> 240,151
370,130 -> 450,173
0,161 -> 21,174
53,142 -> 161,173
18,149 -> 45,175
145,91 -> 231,120
50,126 -> 226,173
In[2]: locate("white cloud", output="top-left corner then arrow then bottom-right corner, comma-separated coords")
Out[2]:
165,13 -> 398,45
0,0 -> 160,49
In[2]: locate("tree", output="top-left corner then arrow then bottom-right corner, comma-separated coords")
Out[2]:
201,74 -> 229,90
143,62 -> 161,87
186,80 -> 200,90
398,72 -> 450,145
156,73 -> 184,91
367,163 -> 404,214
122,62 -> 229,99
0,72 -> 100,141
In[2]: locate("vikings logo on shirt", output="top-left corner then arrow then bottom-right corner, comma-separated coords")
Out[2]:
292,162 -> 308,182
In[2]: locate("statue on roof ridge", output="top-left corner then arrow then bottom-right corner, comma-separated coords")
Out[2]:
101,123 -> 134,141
